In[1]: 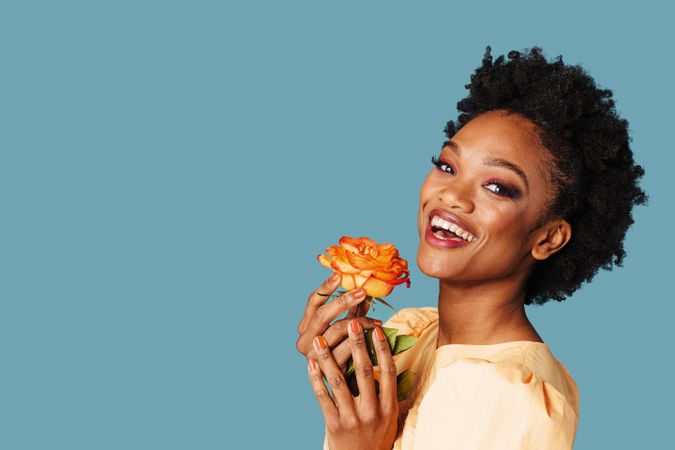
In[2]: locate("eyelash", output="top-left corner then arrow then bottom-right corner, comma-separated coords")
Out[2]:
430,155 -> 521,199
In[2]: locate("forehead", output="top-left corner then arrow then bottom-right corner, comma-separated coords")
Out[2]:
451,110 -> 551,182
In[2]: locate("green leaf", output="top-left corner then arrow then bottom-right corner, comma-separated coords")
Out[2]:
382,326 -> 399,350
363,329 -> 378,365
393,334 -> 417,355
396,370 -> 416,401
346,357 -> 355,377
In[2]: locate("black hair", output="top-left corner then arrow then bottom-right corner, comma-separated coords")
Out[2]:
443,45 -> 649,306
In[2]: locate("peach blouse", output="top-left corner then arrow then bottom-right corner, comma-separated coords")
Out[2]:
322,307 -> 579,449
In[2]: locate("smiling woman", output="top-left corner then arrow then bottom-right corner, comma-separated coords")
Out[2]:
299,45 -> 649,450
418,109 -> 571,293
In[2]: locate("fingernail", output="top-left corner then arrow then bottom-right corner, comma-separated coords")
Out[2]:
353,289 -> 365,299
308,358 -> 318,372
373,319 -> 383,326
313,335 -> 327,351
374,327 -> 385,341
349,319 -> 361,334
330,273 -> 339,282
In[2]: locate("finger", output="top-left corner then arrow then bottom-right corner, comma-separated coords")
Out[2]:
372,326 -> 398,413
302,316 -> 381,366
347,319 -> 377,404
323,316 -> 382,351
352,297 -> 375,318
297,289 -> 370,360
345,303 -> 359,319
358,298 -> 371,316
312,335 -> 355,417
304,288 -> 367,340
297,317 -> 382,374
307,358 -> 339,424
298,273 -> 342,334
331,339 -> 353,373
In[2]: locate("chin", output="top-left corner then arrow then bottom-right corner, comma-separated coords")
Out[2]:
416,245 -> 455,279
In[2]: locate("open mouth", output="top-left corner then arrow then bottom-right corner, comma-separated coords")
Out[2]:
429,214 -> 477,242
431,225 -> 465,241
425,222 -> 470,248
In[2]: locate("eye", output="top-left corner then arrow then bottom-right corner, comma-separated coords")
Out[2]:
431,155 -> 521,199
431,155 -> 456,175
485,179 -> 520,199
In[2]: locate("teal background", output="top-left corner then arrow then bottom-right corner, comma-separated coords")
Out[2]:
1,1 -> 671,448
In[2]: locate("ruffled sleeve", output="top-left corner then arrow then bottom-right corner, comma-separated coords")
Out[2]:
413,357 -> 578,450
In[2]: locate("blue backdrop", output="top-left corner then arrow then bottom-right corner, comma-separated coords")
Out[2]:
1,1 -> 671,448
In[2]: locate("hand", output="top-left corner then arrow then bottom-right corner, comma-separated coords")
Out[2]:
296,273 -> 382,375
307,320 -> 399,450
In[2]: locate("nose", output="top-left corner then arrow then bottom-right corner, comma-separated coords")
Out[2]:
438,179 -> 475,213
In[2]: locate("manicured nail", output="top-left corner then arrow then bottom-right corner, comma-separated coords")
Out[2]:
313,335 -> 327,351
374,327 -> 385,341
330,273 -> 339,282
308,358 -> 318,372
353,289 -> 365,299
373,319 -> 383,326
349,319 -> 361,334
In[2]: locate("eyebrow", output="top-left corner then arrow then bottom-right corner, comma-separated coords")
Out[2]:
443,140 -> 530,192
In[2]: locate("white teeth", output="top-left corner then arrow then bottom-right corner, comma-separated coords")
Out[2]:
430,215 -> 476,242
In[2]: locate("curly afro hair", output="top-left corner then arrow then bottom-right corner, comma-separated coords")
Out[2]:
443,45 -> 649,306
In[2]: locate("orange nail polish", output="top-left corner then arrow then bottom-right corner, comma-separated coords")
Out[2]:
374,327 -> 385,341
308,358 -> 318,372
313,335 -> 327,350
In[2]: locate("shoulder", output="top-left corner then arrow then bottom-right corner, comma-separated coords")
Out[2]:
416,356 -> 579,449
433,340 -> 580,418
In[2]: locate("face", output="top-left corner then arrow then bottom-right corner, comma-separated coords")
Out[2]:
417,109 -> 561,283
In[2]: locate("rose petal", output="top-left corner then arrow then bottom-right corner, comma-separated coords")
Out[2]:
330,256 -> 360,274
340,274 -> 356,291
362,277 -> 395,298
317,254 -> 333,268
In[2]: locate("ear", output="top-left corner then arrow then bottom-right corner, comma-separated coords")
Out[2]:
531,219 -> 572,261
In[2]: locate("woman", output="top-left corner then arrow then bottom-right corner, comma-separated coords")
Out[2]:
295,46 -> 648,450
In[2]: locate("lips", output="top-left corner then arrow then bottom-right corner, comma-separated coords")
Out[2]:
427,208 -> 478,238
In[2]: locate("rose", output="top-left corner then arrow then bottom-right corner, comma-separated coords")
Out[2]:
317,236 -> 411,300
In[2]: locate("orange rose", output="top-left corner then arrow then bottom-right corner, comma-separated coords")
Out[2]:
317,236 -> 411,298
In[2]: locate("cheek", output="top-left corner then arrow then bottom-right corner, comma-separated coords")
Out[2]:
490,210 -> 527,252
418,177 -> 433,235
482,207 -> 527,244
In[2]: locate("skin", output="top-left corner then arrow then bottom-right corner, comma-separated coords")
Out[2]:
418,109 -> 572,347
297,108 -> 573,449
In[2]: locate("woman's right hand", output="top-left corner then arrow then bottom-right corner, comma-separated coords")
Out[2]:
296,273 -> 382,375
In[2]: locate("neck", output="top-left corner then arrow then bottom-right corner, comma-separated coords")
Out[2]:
435,276 -> 542,348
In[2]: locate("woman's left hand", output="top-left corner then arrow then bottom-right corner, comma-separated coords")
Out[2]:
307,320 -> 399,450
